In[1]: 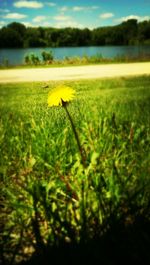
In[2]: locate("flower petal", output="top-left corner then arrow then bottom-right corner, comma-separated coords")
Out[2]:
48,86 -> 75,107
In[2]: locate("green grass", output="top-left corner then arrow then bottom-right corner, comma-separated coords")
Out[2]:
0,76 -> 150,264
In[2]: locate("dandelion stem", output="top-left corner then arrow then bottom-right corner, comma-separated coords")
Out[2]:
62,100 -> 86,167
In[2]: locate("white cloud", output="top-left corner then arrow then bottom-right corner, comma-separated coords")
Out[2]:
54,20 -> 84,29
115,15 -> 150,23
91,6 -> 99,10
45,2 -> 56,7
73,6 -> 99,12
42,22 -> 52,27
53,15 -> 71,21
0,9 -> 9,13
57,5 -> 99,13
3,13 -> 27,19
99,13 -> 114,19
14,1 -> 43,8
59,6 -> 69,12
23,21 -> 50,27
33,15 -> 46,22
139,15 -> 150,21
0,21 -> 5,28
22,21 -> 34,27
72,6 -> 84,11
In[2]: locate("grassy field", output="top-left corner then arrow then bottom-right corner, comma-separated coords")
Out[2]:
0,76 -> 150,265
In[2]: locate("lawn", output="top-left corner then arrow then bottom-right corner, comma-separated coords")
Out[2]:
0,75 -> 150,265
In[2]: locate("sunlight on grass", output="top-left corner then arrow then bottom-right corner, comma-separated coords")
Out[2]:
0,76 -> 150,264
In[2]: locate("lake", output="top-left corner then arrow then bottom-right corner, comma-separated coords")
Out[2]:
0,45 -> 150,65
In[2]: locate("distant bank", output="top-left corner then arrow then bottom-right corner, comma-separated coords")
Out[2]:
0,45 -> 150,66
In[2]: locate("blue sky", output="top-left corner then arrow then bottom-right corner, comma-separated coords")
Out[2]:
0,0 -> 150,29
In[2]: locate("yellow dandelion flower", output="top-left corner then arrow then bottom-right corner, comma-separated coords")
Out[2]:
48,85 -> 75,107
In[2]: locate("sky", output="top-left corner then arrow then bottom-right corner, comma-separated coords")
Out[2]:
0,0 -> 150,29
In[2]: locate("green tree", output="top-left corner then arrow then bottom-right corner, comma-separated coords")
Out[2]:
0,27 -> 23,48
0,19 -> 150,48
25,27 -> 47,47
7,22 -> 26,37
138,20 -> 150,44
120,19 -> 138,44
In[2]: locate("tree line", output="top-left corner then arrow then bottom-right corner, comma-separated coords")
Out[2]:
0,19 -> 150,48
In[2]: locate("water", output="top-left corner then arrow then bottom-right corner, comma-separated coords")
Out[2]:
0,45 -> 150,65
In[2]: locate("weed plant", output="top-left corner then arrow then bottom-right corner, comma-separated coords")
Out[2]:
0,76 -> 150,264
23,51 -> 150,67
1,52 -> 150,69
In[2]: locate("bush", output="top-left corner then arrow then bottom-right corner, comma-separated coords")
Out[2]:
24,53 -> 40,65
41,50 -> 54,64
24,55 -> 30,64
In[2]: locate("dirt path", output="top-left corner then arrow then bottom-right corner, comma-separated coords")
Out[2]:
0,62 -> 150,83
